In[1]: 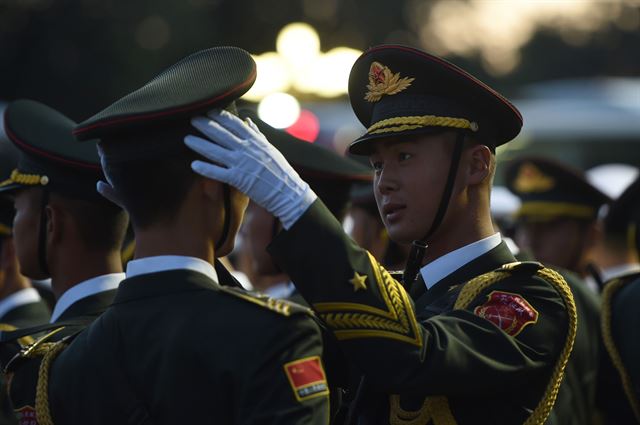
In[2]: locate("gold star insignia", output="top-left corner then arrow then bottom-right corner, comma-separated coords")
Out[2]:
349,272 -> 368,292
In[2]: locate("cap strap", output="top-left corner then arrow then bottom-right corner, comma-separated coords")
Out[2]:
367,115 -> 478,136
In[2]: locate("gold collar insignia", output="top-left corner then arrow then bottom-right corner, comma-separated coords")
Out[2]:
514,163 -> 555,193
364,61 -> 414,103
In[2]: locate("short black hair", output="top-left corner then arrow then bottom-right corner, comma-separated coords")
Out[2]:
53,193 -> 128,252
99,120 -> 201,230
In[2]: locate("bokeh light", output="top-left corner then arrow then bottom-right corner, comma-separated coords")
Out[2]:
258,92 -> 301,129
286,109 -> 320,142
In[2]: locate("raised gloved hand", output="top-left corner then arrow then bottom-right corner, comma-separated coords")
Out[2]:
184,109 -> 317,229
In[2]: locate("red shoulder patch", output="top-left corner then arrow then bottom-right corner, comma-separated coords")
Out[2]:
14,405 -> 37,425
283,356 -> 329,402
474,291 -> 539,336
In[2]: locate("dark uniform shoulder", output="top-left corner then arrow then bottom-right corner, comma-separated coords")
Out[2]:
217,286 -> 313,318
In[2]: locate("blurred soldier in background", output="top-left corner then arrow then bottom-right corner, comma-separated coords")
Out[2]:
586,164 -> 640,287
505,156 -> 602,425
240,110 -> 371,303
596,175 -> 640,424
505,156 -> 610,291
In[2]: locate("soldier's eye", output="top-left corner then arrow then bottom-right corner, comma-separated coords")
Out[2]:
399,152 -> 412,161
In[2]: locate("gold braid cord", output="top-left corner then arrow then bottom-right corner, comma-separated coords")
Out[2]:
389,263 -> 577,425
601,278 -> 640,422
367,115 -> 476,136
313,252 -> 423,346
0,169 -> 49,188
35,341 -> 67,425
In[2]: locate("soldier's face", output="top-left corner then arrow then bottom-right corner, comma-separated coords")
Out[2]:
216,187 -> 250,258
369,133 -> 453,244
12,188 -> 48,279
515,218 -> 590,272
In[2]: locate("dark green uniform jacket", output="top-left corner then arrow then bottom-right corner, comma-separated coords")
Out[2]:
598,272 -> 640,424
544,270 -> 601,425
40,269 -> 328,425
268,200 -> 576,425
0,295 -> 50,425
6,285 -> 119,424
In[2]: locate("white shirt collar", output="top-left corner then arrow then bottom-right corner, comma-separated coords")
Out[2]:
420,233 -> 502,290
601,263 -> 640,283
0,288 -> 42,321
126,255 -> 219,283
50,273 -> 124,323
261,281 -> 296,299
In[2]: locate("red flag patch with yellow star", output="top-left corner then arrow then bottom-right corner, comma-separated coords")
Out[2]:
283,356 -> 329,402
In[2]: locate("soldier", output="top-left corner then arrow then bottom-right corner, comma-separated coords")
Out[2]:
14,47 -> 328,425
186,45 -> 577,424
0,153 -> 50,331
504,158 -> 602,425
586,164 -> 640,285
0,146 -> 49,425
240,110 -> 371,302
597,175 -> 640,424
0,100 -> 129,422
504,156 -> 610,290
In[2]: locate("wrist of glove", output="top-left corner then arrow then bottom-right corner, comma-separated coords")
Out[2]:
184,109 -> 317,229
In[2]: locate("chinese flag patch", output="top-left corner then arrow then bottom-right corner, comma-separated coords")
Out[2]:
474,291 -> 539,336
283,356 -> 329,402
15,405 -> 37,425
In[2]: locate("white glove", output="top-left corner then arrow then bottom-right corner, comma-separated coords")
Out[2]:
184,109 -> 317,230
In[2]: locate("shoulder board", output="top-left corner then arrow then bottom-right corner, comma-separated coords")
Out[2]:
603,271 -> 640,291
218,286 -> 312,317
496,261 -> 544,275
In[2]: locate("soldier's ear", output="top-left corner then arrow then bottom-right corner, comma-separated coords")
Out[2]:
465,144 -> 492,186
200,177 -> 223,204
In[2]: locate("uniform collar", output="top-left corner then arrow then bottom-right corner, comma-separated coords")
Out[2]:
261,281 -> 296,299
50,273 -> 124,323
601,263 -> 640,283
419,233 -> 502,290
0,288 -> 42,321
126,255 -> 219,284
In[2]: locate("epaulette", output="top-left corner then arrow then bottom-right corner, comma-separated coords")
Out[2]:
218,286 -> 313,317
4,327 -> 70,374
497,261 -> 544,275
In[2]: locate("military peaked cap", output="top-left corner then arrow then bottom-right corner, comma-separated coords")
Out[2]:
348,45 -> 522,155
74,47 -> 256,144
0,100 -> 102,199
505,156 -> 610,222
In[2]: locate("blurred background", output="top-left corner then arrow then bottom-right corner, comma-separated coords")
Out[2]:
1,0 -> 639,180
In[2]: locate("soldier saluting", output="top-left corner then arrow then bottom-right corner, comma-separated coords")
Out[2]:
186,45 -> 577,424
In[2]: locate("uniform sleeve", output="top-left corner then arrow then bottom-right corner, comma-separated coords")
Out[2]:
237,313 -> 329,425
268,199 -> 572,396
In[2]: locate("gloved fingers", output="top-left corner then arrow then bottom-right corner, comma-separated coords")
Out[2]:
209,109 -> 265,143
244,117 -> 261,134
96,180 -> 124,208
191,160 -> 233,184
190,116 -> 240,150
184,135 -> 234,164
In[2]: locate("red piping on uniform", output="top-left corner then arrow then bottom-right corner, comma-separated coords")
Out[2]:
3,111 -> 100,171
73,67 -> 257,136
359,45 -> 523,122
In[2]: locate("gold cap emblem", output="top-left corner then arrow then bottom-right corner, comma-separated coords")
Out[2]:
364,62 -> 414,103
513,163 -> 555,193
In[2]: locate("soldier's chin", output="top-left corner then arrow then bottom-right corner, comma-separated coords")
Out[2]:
386,225 -> 415,246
